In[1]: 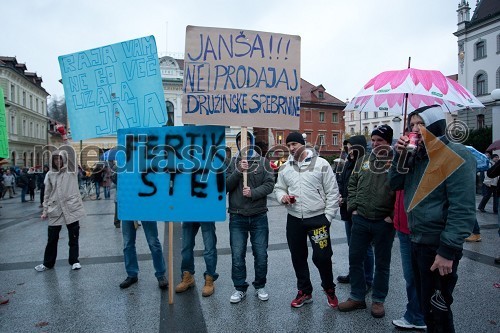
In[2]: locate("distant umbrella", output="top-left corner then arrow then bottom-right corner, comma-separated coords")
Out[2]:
465,146 -> 490,172
486,140 -> 500,152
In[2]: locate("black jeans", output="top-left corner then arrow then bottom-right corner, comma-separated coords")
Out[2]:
286,214 -> 334,294
411,242 -> 461,333
43,221 -> 80,268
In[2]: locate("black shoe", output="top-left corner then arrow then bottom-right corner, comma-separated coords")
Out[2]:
495,257 -> 500,264
337,275 -> 350,284
120,277 -> 138,289
114,221 -> 121,228
158,276 -> 169,290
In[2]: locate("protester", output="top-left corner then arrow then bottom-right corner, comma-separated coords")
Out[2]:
226,131 -> 274,303
175,222 -> 218,297
35,151 -> 86,272
336,136 -> 374,288
390,105 -> 475,332
102,164 -> 112,199
338,125 -> 396,319
274,132 -> 340,308
119,220 -> 168,290
91,164 -> 104,200
392,190 -> 426,330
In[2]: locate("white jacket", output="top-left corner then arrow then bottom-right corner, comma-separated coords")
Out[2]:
43,151 -> 86,226
274,150 -> 339,222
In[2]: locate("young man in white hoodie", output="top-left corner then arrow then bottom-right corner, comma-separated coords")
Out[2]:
274,132 -> 340,309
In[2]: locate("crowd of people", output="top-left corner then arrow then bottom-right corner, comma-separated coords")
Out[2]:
9,105 -> 498,332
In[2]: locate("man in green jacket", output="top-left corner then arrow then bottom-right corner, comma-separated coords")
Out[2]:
338,124 -> 396,319
389,105 -> 475,333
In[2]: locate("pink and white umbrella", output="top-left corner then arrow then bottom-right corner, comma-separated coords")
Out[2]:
344,68 -> 484,116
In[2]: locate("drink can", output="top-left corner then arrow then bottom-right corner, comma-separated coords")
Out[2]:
407,132 -> 419,151
289,195 -> 296,204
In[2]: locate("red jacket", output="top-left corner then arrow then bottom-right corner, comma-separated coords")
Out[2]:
393,190 -> 410,234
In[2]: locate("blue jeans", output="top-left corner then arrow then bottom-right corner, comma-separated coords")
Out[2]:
411,242 -> 461,333
397,231 -> 425,326
349,214 -> 395,302
103,186 -> 110,199
122,220 -> 166,278
95,182 -> 101,199
344,219 -> 374,285
21,185 -> 28,202
180,222 -> 218,280
229,212 -> 269,291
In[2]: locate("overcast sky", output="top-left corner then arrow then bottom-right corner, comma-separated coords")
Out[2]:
3,0 -> 470,104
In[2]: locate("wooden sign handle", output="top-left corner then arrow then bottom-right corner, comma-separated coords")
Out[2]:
168,222 -> 174,304
241,127 -> 248,187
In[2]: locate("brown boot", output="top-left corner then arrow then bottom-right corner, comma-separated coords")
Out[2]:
338,298 -> 367,312
371,302 -> 385,318
202,275 -> 215,297
465,234 -> 481,242
175,271 -> 195,293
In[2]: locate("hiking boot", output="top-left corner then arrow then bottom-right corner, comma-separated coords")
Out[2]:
34,264 -> 51,272
337,274 -> 350,284
256,287 -> 269,301
291,290 -> 312,308
119,277 -> 138,289
465,234 -> 481,242
175,271 -> 195,293
338,298 -> 367,312
158,276 -> 169,290
202,275 -> 215,297
392,317 -> 426,330
371,302 -> 385,318
230,290 -> 246,303
325,288 -> 338,308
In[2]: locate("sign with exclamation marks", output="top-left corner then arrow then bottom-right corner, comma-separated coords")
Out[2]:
182,26 -> 301,130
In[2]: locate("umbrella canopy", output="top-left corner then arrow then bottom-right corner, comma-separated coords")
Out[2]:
486,140 -> 500,152
101,148 -> 118,161
344,68 -> 484,115
465,146 -> 490,172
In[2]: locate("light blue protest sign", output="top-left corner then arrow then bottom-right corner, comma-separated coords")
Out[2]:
182,26 -> 301,130
116,125 -> 226,222
59,36 -> 166,141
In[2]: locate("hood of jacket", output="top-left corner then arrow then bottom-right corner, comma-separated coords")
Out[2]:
236,131 -> 256,158
346,135 -> 367,161
407,104 -> 446,138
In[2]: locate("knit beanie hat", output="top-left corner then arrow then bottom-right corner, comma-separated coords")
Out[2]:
407,104 -> 446,137
371,124 -> 393,144
286,132 -> 305,145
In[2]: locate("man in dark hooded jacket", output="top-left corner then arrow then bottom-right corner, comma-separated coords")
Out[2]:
390,105 -> 475,332
336,136 -> 374,288
226,131 -> 274,304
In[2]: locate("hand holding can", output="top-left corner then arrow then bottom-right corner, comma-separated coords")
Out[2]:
406,132 -> 420,152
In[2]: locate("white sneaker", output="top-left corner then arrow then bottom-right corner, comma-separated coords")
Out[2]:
392,317 -> 426,330
72,263 -> 82,270
230,290 -> 246,303
34,264 -> 50,272
256,288 -> 269,301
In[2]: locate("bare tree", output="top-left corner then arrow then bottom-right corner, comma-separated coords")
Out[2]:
48,95 -> 67,126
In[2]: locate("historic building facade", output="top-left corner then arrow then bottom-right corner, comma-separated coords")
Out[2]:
0,56 -> 49,167
454,0 -> 500,130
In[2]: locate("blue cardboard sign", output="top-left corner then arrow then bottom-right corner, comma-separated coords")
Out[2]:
58,36 -> 166,140
116,125 -> 226,222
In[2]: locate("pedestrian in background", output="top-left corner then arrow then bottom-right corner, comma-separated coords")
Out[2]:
35,151 -> 86,272
274,132 -> 340,309
2,169 -> 15,199
102,164 -> 112,199
37,165 -> 49,208
27,167 -> 37,201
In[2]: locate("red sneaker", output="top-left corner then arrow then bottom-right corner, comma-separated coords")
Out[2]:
325,289 -> 338,308
291,290 -> 313,308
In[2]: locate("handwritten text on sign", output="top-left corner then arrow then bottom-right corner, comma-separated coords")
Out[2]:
116,126 -> 226,222
182,26 -> 301,129
59,36 -> 166,141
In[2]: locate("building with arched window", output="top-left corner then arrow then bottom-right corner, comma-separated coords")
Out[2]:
0,56 -> 49,167
455,0 -> 500,131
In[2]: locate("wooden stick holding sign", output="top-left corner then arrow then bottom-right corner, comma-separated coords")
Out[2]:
168,222 -> 174,304
241,126 -> 248,187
